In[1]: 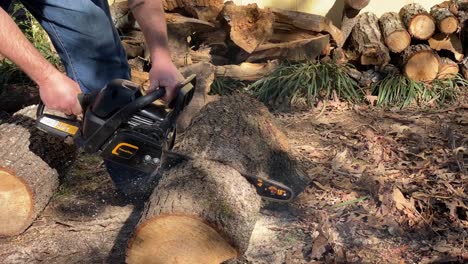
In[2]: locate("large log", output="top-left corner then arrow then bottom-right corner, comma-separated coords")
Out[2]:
428,33 -> 464,62
214,60 -> 279,81
430,7 -> 459,34
399,3 -> 435,40
437,57 -> 459,79
0,84 -> 40,113
0,106 -> 76,237
378,12 -> 411,53
351,12 -> 390,66
246,34 -> 330,63
127,94 -> 309,263
221,2 -> 274,53
339,0 -> 371,47
402,44 -> 440,82
272,8 -> 344,47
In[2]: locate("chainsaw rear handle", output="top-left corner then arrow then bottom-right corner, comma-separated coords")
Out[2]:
36,91 -> 99,121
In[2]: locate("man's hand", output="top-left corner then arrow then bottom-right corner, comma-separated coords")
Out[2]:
38,71 -> 82,115
148,57 -> 184,104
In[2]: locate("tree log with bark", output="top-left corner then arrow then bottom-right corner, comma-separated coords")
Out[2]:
351,12 -> 390,66
0,106 -> 76,237
399,3 -> 436,40
430,6 -> 459,34
126,94 -> 309,263
402,44 -> 440,82
339,0 -> 371,47
378,12 -> 411,53
437,57 -> 459,79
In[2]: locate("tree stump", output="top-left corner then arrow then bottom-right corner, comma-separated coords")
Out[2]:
351,12 -> 390,66
430,7 -> 459,34
399,3 -> 435,40
379,12 -> 411,53
0,106 -> 76,237
402,44 -> 440,82
127,95 -> 309,263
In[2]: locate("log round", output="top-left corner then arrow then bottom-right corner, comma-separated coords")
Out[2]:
379,12 -> 411,53
0,105 -> 76,237
351,12 -> 390,66
127,94 -> 309,263
437,57 -> 459,79
403,44 -> 440,82
430,7 -> 459,34
399,3 -> 435,40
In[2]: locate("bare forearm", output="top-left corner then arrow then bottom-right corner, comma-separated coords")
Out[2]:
0,8 -> 59,86
129,0 -> 171,61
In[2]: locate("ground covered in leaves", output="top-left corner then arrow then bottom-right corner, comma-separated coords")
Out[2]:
0,100 -> 467,264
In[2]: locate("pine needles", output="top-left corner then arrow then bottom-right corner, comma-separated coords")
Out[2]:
249,61 -> 362,106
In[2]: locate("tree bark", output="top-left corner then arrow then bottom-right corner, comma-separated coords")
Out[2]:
402,44 -> 440,82
461,58 -> 468,79
428,33 -> 464,62
221,2 -> 274,53
272,8 -> 344,47
246,34 -> 330,63
162,0 -> 224,12
127,94 -> 309,263
351,12 -> 390,66
399,3 -> 435,40
339,0 -> 371,47
0,106 -> 76,237
437,57 -> 459,79
378,12 -> 411,53
430,7 -> 459,34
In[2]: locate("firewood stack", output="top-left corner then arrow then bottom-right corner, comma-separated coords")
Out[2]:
110,0 -> 343,85
343,0 -> 467,82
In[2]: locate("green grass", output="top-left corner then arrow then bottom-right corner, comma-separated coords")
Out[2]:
0,3 -> 61,87
248,61 -> 363,106
371,73 -> 467,108
210,77 -> 248,96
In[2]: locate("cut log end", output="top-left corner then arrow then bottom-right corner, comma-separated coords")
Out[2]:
408,15 -> 436,40
127,215 -> 237,264
0,168 -> 33,237
439,16 -> 459,34
385,30 -> 411,53
405,50 -> 439,82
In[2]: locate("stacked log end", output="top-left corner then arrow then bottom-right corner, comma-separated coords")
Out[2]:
438,57 -> 459,79
400,3 -> 436,40
351,12 -> 390,66
379,12 -> 411,53
403,44 -> 440,82
430,7 -> 459,34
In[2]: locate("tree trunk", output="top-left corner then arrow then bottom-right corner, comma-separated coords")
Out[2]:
0,106 -> 76,237
378,12 -> 411,53
221,2 -> 274,53
402,44 -> 440,82
430,7 -> 459,34
437,57 -> 459,79
339,0 -> 371,47
271,8 -> 344,47
127,95 -> 309,263
428,33 -> 464,62
399,3 -> 435,40
351,12 -> 390,66
246,34 -> 330,63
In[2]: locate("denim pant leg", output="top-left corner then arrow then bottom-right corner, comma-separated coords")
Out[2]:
20,0 -> 153,196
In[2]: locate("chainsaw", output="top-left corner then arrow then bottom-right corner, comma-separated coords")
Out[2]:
36,75 -> 294,202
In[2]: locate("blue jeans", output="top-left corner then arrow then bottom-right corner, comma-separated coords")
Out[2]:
6,0 -> 152,195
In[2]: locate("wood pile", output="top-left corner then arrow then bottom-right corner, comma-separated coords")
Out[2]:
341,0 -> 468,83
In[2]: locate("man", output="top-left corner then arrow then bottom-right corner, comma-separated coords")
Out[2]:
0,0 -> 183,196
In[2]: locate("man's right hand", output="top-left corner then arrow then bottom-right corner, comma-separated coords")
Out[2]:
38,71 -> 82,116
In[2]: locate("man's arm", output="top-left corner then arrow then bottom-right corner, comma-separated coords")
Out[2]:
0,8 -> 81,115
129,0 -> 183,103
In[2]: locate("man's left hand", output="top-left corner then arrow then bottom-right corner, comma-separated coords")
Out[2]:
148,57 -> 184,104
